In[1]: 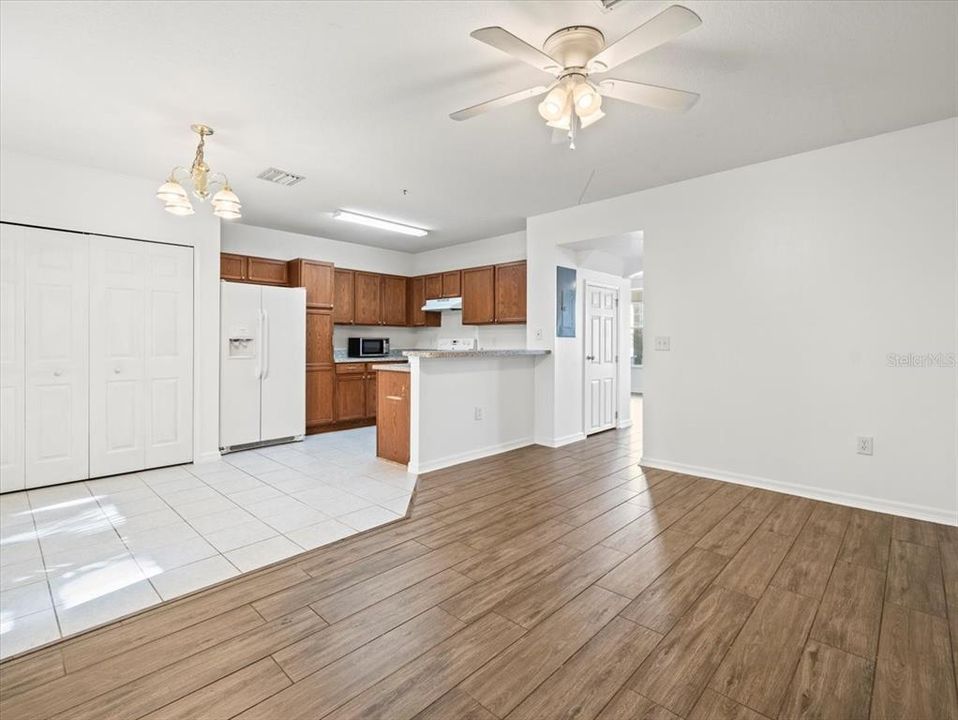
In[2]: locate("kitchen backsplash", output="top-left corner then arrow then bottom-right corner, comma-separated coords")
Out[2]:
331,311 -> 526,352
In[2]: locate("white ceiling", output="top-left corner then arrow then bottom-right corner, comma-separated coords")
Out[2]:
1,1 -> 955,251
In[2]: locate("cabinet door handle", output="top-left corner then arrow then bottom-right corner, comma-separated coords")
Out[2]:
53,370 -> 63,377
114,368 -> 121,374
385,395 -> 403,401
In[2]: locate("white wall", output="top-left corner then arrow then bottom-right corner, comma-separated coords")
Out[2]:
0,149 -> 222,463
408,355 -> 536,474
222,222 -> 414,275
527,118 -> 958,524
411,231 -> 525,275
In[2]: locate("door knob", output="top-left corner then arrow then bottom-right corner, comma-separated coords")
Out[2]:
53,370 -> 63,376
586,355 -> 595,361
114,368 -> 121,374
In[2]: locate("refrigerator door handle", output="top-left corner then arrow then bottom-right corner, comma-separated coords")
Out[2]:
262,308 -> 270,379
255,308 -> 264,379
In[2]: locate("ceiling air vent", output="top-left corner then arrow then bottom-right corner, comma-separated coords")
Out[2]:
256,167 -> 306,187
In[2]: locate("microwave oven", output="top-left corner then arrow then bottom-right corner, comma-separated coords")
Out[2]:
347,337 -> 390,358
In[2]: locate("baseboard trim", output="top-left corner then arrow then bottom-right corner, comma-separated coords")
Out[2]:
409,437 -> 534,475
639,456 -> 958,526
537,432 -> 587,449
617,419 -> 634,430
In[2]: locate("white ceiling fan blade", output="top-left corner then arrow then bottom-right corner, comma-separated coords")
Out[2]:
588,5 -> 701,72
600,79 -> 699,111
470,27 -> 560,73
449,85 -> 549,121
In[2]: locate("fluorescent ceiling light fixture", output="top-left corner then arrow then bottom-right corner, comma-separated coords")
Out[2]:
332,210 -> 427,237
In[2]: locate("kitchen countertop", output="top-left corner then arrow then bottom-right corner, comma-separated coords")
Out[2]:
371,363 -> 411,373
401,349 -> 551,359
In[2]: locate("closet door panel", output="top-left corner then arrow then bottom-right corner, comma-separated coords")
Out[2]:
144,243 -> 193,468
24,229 -> 89,488
0,226 -> 25,492
90,237 -> 146,477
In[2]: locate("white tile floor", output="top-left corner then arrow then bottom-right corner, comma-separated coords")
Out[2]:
0,426 -> 415,659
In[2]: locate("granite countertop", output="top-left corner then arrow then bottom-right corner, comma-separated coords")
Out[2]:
371,363 -> 411,373
401,349 -> 551,359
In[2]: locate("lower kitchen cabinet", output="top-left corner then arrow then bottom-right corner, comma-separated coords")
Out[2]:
306,367 -> 335,428
335,371 -> 367,421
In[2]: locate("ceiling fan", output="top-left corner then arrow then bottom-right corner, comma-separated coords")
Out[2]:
450,4 -> 702,148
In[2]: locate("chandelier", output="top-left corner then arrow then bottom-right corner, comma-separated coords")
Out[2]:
156,124 -> 242,219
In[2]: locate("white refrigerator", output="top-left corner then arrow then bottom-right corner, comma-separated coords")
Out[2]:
220,281 -> 306,451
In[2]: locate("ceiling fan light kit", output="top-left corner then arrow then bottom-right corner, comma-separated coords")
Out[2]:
156,124 -> 242,219
450,5 -> 703,149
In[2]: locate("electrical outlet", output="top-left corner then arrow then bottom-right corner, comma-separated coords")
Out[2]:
654,336 -> 671,351
474,407 -> 483,421
856,436 -> 874,456
535,328 -> 543,340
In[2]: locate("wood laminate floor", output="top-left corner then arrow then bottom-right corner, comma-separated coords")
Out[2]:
1,423 -> 956,720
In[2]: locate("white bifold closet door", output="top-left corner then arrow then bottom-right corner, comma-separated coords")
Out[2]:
89,237 -> 193,478
24,228 -> 91,488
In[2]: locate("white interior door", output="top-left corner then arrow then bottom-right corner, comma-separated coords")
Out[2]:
90,236 -> 147,476
89,238 -> 193,477
260,285 -> 306,442
584,282 -> 618,435
143,242 -> 193,468
220,282 -> 263,448
0,226 -> 26,492
24,228 -> 89,487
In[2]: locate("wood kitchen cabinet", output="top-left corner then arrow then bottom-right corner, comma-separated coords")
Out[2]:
305,309 -> 335,429
424,274 -> 443,300
333,269 -> 355,324
354,271 -> 382,325
494,261 -> 526,323
247,257 -> 288,285
289,259 -> 334,308
220,253 -> 288,286
306,309 -> 333,365
441,270 -> 461,297
220,253 -> 247,281
381,275 -> 408,326
461,266 -> 496,324
306,367 -> 335,428
335,370 -> 367,421
407,276 -> 441,327
377,370 -> 410,464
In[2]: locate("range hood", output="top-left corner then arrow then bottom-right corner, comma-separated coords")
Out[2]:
422,297 -> 462,312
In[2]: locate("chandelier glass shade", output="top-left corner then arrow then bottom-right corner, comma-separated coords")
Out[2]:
156,124 -> 242,219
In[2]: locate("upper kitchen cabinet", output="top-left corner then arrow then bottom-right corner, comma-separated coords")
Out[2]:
220,253 -> 247,282
247,257 -> 289,285
354,271 -> 382,325
441,270 -> 461,297
288,259 -> 334,308
407,276 -> 441,327
381,275 -> 408,326
424,273 -> 443,300
333,269 -> 355,324
494,261 -> 526,323
220,253 -> 288,286
461,266 -> 496,324
461,261 -> 526,325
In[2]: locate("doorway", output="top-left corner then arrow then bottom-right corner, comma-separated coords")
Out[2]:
583,281 -> 619,435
